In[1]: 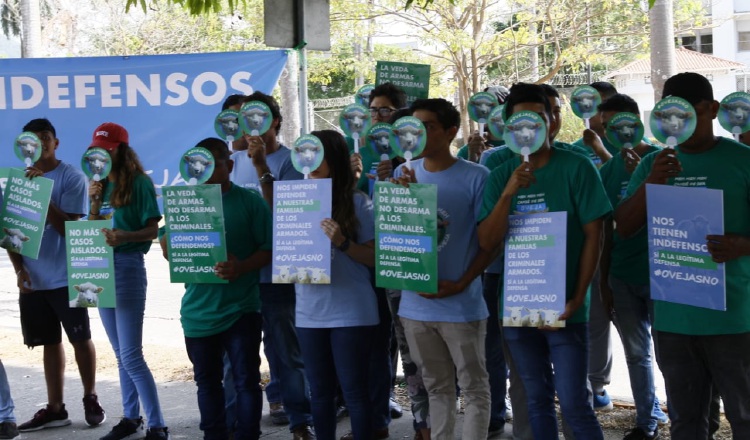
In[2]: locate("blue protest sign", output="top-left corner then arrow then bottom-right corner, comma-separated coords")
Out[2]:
272,178 -> 332,284
502,211 -> 567,328
646,184 -> 725,311
0,50 -> 287,193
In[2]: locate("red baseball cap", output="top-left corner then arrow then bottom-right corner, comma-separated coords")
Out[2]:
90,122 -> 129,151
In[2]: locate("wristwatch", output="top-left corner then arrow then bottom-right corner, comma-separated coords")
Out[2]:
259,172 -> 276,184
337,238 -> 351,252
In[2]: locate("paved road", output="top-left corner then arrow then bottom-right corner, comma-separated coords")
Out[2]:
0,249 -> 662,439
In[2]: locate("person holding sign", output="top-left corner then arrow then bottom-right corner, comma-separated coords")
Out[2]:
4,119 -> 106,433
160,138 -> 272,440
457,85 -> 509,163
392,98 -> 492,440
86,123 -> 170,440
572,82 -> 618,167
351,82 -> 408,192
597,95 -> 669,439
615,72 -> 750,438
295,130 -> 378,440
227,92 -> 315,439
478,83 -> 611,440
740,130 -> 750,146
219,94 -> 247,152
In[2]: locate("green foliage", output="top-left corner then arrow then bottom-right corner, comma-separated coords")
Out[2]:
90,1 -> 264,55
126,0 -> 245,14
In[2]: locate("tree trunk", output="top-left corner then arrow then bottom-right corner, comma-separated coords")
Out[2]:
649,0 -> 676,102
20,0 -> 42,58
280,50 -> 301,145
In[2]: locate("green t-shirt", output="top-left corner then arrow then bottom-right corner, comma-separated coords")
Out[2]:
457,144 -> 469,159
99,174 -> 161,254
573,136 -> 618,168
483,140 -> 591,172
458,139 -> 506,163
626,138 -> 750,335
599,144 -> 661,285
180,184 -> 272,338
479,147 -> 613,323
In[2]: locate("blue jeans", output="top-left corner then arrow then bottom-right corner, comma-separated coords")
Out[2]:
609,276 -> 660,433
655,331 -> 750,439
482,273 -> 509,429
185,313 -> 263,440
297,326 -> 375,440
99,252 -> 165,428
504,323 -> 603,440
260,284 -> 312,430
588,270 -> 612,393
224,284 -> 312,431
0,359 -> 15,423
369,286 -> 393,431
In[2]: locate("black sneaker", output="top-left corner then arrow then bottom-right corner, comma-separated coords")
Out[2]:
623,427 -> 659,440
100,417 -> 145,440
0,422 -> 19,439
84,394 -> 107,426
145,427 -> 169,440
17,404 -> 71,432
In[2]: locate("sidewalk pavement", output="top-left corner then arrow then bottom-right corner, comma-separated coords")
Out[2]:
2,360 -> 638,440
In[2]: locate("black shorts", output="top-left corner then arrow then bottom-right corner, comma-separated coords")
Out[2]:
19,287 -> 92,347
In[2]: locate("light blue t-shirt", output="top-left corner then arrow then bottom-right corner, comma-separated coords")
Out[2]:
295,192 -> 379,328
229,145 -> 302,193
395,158 -> 490,323
229,144 -> 302,283
23,162 -> 87,290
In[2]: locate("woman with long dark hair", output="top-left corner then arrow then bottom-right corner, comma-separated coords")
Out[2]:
87,123 -> 169,440
295,130 -> 378,440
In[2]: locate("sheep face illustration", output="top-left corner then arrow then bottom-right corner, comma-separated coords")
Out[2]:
70,282 -> 104,307
183,154 -> 213,181
0,228 -> 29,253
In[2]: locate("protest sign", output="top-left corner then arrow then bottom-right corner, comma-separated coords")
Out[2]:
0,168 -> 53,259
81,148 -> 112,182
163,184 -> 228,284
374,182 -> 437,293
376,61 -> 430,105
649,97 -> 696,147
502,211 -> 567,328
272,178 -> 332,284
65,220 -> 115,308
646,184 -> 725,310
